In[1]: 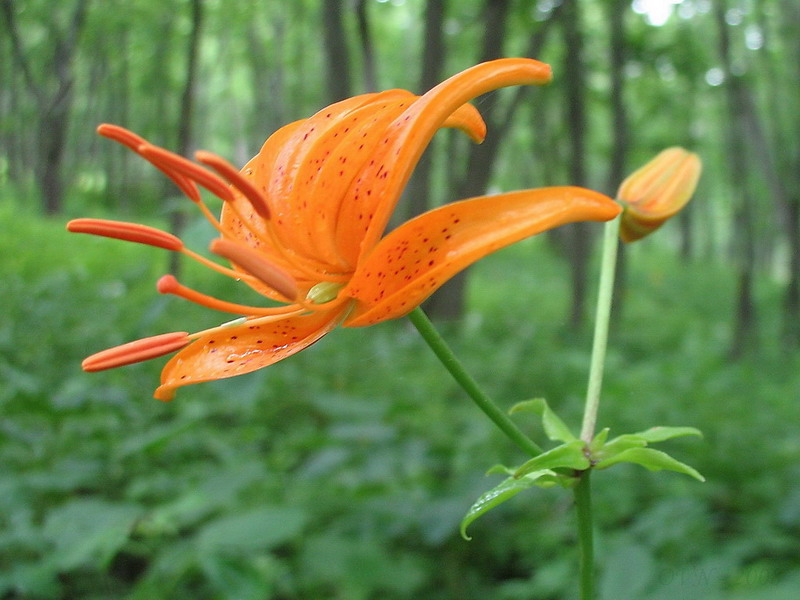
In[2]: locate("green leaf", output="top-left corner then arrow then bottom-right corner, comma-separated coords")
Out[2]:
43,499 -> 142,570
513,440 -> 590,478
598,434 -> 649,459
460,470 -> 555,540
485,464 -> 516,476
509,398 -> 576,443
632,426 -> 703,443
197,506 -> 307,554
597,426 -> 703,462
594,447 -> 705,481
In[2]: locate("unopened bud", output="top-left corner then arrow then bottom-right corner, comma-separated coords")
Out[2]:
617,147 -> 701,243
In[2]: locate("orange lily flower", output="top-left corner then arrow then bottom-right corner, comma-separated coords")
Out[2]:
68,58 -> 621,401
617,147 -> 702,242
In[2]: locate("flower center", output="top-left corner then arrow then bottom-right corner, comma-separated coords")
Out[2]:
306,281 -> 344,304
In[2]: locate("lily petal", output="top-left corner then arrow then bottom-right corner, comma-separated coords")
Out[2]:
260,93 -> 389,265
335,58 -> 553,266
154,307 -> 348,401
286,92 -> 419,270
220,120 -> 307,269
343,187 -> 620,326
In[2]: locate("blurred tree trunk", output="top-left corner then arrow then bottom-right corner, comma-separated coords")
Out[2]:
169,0 -> 204,275
322,0 -> 352,102
774,0 -> 800,345
403,0 -> 447,223
247,13 -> 287,139
356,0 -> 378,92
714,0 -> 758,357
1,0 -> 89,214
101,26 -> 131,210
0,29 -> 23,182
425,0 -> 511,320
606,0 -> 629,320
425,0 -> 562,319
560,0 -> 591,329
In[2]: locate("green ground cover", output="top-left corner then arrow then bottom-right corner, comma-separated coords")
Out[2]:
2,204 -> 799,599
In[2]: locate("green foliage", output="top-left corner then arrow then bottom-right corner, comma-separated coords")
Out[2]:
2,205 -> 799,598
460,401 -> 702,540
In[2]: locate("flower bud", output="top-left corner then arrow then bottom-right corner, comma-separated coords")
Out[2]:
617,147 -> 701,243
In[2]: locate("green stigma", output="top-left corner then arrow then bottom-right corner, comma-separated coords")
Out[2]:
306,281 -> 343,304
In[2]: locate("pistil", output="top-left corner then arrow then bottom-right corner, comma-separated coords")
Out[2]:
157,274 -> 300,316
210,238 -> 300,302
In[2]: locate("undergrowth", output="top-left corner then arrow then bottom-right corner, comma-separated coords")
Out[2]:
1,204 -> 799,599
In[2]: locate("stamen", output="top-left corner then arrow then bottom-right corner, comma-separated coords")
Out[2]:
195,150 -> 271,220
97,124 -> 202,203
96,123 -> 147,149
157,274 -> 300,315
138,144 -> 235,202
67,218 -> 183,251
210,238 -> 299,302
82,331 -> 190,372
180,247 -> 257,281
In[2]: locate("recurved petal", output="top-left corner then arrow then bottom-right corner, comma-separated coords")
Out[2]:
153,307 -> 348,401
335,58 -> 553,266
343,187 -> 620,327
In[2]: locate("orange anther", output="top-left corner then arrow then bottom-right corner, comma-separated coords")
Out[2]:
96,124 -> 202,203
138,144 -> 235,202
67,218 -> 183,251
82,332 -> 190,372
96,123 -> 147,150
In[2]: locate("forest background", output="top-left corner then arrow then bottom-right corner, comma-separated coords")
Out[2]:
2,0 -> 799,598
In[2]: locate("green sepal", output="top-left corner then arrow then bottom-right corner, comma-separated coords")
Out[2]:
594,447 -> 705,481
513,440 -> 590,478
460,470 -> 557,540
589,427 -> 610,453
509,397 -> 577,443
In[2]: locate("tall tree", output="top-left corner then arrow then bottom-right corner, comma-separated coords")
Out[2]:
766,0 -> 800,345
560,0 -> 592,329
606,0 -> 629,318
425,0 -> 511,319
403,0 -> 447,223
322,0 -> 352,102
169,0 -> 204,275
1,0 -> 89,214
247,8 -> 287,139
714,0 -> 758,357
425,0 -> 562,319
356,0 -> 378,92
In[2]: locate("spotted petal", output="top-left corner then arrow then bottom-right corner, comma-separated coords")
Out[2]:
154,307 -> 348,401
335,58 -> 553,266
343,187 -> 621,326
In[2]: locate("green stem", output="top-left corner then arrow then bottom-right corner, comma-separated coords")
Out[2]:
574,471 -> 595,600
408,307 -> 543,457
579,215 -> 621,442
573,214 -> 622,600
